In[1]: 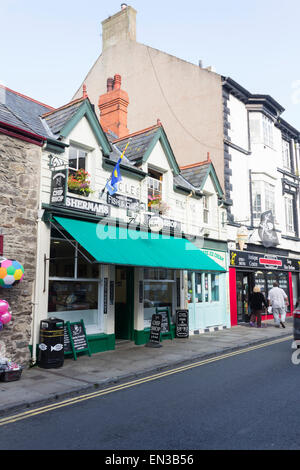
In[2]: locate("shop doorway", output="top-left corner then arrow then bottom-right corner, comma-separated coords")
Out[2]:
236,272 -> 252,323
115,266 -> 134,341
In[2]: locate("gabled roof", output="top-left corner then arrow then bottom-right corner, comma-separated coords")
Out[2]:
113,123 -> 180,175
0,85 -> 53,137
181,160 -> 224,198
42,98 -> 112,156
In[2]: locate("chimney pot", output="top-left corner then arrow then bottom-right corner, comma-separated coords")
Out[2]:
107,77 -> 114,92
114,74 -> 122,90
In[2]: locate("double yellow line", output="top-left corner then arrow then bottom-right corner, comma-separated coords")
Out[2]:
0,335 -> 292,427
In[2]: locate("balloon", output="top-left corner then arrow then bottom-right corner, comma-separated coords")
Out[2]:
0,258 -> 24,288
0,321 -> 3,331
0,300 -> 10,314
0,311 -> 12,325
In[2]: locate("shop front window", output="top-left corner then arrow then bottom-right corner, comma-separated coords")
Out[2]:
143,268 -> 175,328
211,274 -> 220,302
48,281 -> 99,334
48,230 -> 102,334
189,272 -> 220,304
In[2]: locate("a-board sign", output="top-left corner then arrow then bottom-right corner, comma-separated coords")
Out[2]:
176,309 -> 189,338
149,314 -> 162,344
156,307 -> 172,340
64,319 -> 91,360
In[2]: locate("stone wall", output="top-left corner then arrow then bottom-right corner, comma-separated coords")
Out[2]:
0,134 -> 41,366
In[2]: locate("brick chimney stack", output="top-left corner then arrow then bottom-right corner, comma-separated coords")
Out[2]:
98,74 -> 130,138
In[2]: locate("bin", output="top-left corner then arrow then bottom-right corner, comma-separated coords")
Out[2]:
38,317 -> 64,369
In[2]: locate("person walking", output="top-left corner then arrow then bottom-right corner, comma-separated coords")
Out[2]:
249,286 -> 268,328
268,281 -> 289,328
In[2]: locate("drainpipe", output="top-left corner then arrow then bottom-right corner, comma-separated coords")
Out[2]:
249,169 -> 254,228
31,144 -> 46,366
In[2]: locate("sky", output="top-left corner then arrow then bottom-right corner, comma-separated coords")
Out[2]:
1,0 -> 300,129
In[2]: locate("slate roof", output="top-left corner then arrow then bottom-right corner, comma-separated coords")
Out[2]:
180,163 -> 211,189
0,103 -> 34,133
113,125 -> 159,164
0,86 -> 53,137
42,98 -> 85,137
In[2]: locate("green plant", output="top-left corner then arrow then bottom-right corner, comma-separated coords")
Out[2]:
68,169 -> 94,196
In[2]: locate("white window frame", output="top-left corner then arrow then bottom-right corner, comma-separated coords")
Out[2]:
282,139 -> 291,170
262,115 -> 273,148
203,195 -> 210,224
68,145 -> 88,173
284,196 -> 294,233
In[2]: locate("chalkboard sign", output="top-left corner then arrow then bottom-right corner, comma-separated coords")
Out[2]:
156,307 -> 172,340
147,314 -> 162,346
64,319 -> 91,360
176,310 -> 189,338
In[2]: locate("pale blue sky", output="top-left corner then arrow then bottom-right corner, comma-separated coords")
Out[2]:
1,0 -> 300,128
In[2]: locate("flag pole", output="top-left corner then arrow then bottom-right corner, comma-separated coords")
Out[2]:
99,138 -> 132,199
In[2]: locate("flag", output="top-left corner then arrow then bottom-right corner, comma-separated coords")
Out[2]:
104,139 -> 131,196
106,161 -> 122,195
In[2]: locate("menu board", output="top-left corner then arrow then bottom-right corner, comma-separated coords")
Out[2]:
64,319 -> 91,360
160,311 -> 170,333
148,314 -> 162,344
176,310 -> 189,338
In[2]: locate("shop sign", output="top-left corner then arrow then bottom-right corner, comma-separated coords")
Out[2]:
50,169 -> 68,205
143,214 -> 181,233
175,310 -> 189,338
148,216 -> 164,232
258,210 -> 279,248
66,196 -> 110,217
64,319 -> 92,360
106,193 -> 142,211
200,249 -> 227,269
230,250 -> 300,272
148,314 -> 162,345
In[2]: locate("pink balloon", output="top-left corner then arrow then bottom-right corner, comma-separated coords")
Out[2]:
0,300 -> 10,314
0,311 -> 12,325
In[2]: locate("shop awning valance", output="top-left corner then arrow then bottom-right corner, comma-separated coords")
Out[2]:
53,216 -> 226,272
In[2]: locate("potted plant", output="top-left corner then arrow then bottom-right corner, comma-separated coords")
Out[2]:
68,169 -> 94,197
148,195 -> 169,215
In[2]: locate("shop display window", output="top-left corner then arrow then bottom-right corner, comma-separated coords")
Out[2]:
189,272 -> 220,304
143,269 -> 175,328
48,230 -> 102,334
48,281 -> 100,334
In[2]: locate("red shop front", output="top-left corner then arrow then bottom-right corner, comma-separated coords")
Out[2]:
229,250 -> 300,326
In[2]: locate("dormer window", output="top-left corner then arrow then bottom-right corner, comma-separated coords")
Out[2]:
68,146 -> 88,177
147,168 -> 163,211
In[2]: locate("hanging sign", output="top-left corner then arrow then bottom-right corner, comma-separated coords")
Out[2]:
175,310 -> 189,338
258,210 -> 279,248
148,216 -> 164,232
64,319 -> 91,360
50,169 -> 68,205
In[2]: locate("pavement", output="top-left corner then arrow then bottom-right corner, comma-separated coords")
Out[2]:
0,318 -> 294,418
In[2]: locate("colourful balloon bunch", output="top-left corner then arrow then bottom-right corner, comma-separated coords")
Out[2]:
0,258 -> 24,288
0,300 -> 12,331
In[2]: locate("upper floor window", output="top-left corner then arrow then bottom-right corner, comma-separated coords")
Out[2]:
68,146 -> 88,177
262,115 -> 273,148
252,181 -> 275,219
284,196 -> 294,233
203,195 -> 210,224
147,168 -> 163,211
282,139 -> 291,170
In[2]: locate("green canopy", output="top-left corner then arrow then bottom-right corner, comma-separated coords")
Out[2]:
54,216 -> 226,272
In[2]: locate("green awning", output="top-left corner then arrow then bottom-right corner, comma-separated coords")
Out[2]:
54,216 -> 226,272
